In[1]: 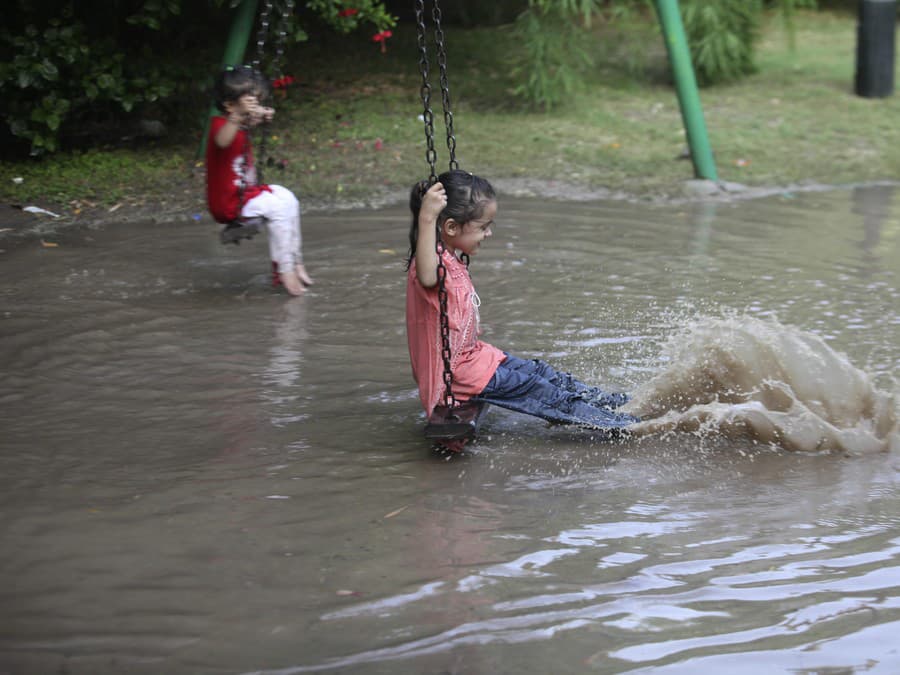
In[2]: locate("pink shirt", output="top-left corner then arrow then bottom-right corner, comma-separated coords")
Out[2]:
406,249 -> 506,414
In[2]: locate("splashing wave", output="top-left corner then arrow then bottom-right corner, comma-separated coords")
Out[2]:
625,316 -> 899,454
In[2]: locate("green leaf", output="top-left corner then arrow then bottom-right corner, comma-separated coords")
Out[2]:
39,59 -> 59,81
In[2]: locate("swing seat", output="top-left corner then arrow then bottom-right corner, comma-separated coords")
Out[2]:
220,217 -> 265,245
424,400 -> 490,442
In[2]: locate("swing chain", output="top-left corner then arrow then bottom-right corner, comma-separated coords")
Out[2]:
254,0 -> 293,72
246,0 -> 273,185
272,0 -> 295,79
431,1 -> 457,169
435,243 -> 456,409
253,0 -> 273,69
248,0 -> 293,185
415,0 -> 438,184
415,0 -> 458,410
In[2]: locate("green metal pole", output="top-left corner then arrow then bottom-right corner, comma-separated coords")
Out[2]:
198,0 -> 259,159
655,0 -> 718,181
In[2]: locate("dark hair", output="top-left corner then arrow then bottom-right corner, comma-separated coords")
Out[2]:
406,169 -> 496,269
213,65 -> 271,113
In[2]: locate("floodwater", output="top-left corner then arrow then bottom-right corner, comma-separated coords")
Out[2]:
1,185 -> 898,674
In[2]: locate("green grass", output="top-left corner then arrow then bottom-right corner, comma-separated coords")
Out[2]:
1,10 -> 898,217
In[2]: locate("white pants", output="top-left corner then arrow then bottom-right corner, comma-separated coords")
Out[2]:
241,184 -> 302,273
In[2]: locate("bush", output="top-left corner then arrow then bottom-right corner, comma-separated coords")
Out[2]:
682,0 -> 763,85
512,5 -> 596,109
0,17 -> 175,155
684,0 -> 818,85
0,0 -> 395,157
509,0 -> 819,107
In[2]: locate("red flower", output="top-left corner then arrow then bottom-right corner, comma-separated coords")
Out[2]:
272,75 -> 296,90
338,8 -> 359,17
372,30 -> 393,53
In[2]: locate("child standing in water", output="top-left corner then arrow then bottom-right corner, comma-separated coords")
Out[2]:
206,65 -> 313,296
406,170 -> 637,447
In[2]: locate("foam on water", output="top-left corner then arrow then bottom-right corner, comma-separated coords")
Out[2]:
624,315 -> 899,454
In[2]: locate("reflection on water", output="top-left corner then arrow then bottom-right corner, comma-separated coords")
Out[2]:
853,184 -> 894,259
0,187 -> 898,674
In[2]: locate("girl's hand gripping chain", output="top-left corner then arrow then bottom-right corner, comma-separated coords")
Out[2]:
414,181 -> 447,288
230,95 -> 274,127
420,181 -> 447,224
217,94 -> 275,149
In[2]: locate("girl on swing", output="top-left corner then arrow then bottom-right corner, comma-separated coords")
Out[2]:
406,169 -> 638,449
206,65 -> 313,296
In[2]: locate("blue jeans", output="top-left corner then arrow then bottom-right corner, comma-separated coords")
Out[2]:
474,355 -> 638,429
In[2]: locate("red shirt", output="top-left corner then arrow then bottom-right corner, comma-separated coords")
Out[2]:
205,115 -> 268,223
406,249 -> 505,415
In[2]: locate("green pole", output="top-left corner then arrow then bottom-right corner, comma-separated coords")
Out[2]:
198,0 -> 259,159
655,0 -> 718,181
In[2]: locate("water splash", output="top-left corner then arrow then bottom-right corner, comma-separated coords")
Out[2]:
624,315 -> 899,454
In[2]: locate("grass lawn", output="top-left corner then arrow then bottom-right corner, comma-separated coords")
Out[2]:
1,9 -> 898,220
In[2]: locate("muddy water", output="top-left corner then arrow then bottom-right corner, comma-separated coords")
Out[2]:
1,186 -> 898,674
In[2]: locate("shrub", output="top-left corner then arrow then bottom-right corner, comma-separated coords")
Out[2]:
0,18 -> 177,156
682,0 -> 763,85
510,0 -> 819,107
0,0 -> 395,156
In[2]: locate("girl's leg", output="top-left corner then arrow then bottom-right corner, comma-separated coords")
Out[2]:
270,185 -> 313,287
242,188 -> 304,295
474,356 -> 638,429
500,355 -> 629,409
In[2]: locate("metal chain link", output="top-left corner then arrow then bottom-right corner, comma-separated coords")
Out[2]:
415,0 -> 457,409
249,0 -> 294,186
234,0 -> 291,215
272,0 -> 294,79
431,1 -> 458,170
415,0 -> 438,184
435,244 -> 455,408
253,0 -> 273,68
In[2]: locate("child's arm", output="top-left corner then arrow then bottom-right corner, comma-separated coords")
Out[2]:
213,96 -> 274,149
213,113 -> 246,149
414,181 -> 448,288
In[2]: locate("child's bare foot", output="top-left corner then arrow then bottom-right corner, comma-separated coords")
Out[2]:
295,263 -> 314,287
279,271 -> 305,296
